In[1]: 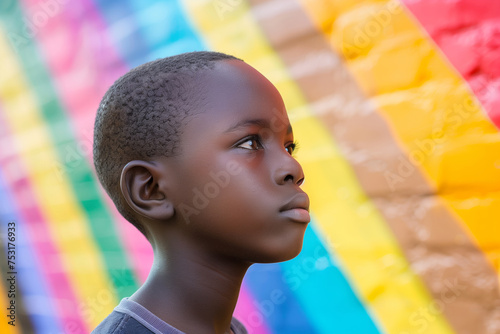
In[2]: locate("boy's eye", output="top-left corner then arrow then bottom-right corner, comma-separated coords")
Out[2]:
286,141 -> 298,155
237,136 -> 263,150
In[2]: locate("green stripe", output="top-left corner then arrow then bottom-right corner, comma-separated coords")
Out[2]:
0,3 -> 138,297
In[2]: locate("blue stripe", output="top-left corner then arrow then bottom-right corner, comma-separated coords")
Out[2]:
93,0 -> 205,68
280,220 -> 381,333
128,0 -> 205,58
92,0 -> 151,68
244,264 -> 318,334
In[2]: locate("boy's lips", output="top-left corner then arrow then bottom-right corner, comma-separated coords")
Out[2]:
279,193 -> 310,223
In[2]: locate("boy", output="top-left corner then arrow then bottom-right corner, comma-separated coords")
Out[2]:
92,51 -> 310,334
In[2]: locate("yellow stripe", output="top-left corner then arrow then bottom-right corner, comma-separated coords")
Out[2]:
304,0 -> 500,272
0,30 -> 117,330
183,1 -> 453,332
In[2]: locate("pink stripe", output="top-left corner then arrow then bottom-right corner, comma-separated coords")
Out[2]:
233,283 -> 272,334
20,0 -> 153,283
0,114 -> 87,333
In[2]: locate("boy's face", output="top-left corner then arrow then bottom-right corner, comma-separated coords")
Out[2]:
164,59 -> 309,263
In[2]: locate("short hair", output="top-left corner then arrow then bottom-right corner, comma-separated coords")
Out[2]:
93,51 -> 242,236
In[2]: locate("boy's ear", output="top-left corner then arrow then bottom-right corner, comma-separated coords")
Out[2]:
120,160 -> 174,221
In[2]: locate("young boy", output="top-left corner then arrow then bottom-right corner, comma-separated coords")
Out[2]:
92,51 -> 310,334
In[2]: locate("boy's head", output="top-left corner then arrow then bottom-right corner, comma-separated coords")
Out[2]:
94,52 -> 239,234
94,51 -> 309,262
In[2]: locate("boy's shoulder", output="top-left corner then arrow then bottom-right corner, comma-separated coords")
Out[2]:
92,298 -> 248,334
91,298 -> 182,334
92,310 -> 155,334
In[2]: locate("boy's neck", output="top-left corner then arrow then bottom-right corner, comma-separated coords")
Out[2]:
129,236 -> 251,334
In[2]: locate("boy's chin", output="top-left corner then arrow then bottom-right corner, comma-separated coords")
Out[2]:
251,242 -> 305,264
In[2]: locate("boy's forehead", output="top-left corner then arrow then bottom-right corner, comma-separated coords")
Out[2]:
197,59 -> 267,90
181,60 -> 290,137
197,60 -> 283,107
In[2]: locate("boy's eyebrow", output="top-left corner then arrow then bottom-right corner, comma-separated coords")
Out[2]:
224,118 -> 293,134
224,118 -> 270,133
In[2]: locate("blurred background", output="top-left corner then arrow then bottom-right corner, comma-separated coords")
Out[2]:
1,0 -> 500,333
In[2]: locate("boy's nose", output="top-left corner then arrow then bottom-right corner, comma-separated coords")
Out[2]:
274,152 -> 305,186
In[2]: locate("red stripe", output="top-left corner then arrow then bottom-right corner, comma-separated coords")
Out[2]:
403,0 -> 500,128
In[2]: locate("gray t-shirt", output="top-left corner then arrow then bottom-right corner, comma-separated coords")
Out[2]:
92,298 -> 248,334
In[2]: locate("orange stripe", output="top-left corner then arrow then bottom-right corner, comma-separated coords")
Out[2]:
303,0 -> 500,271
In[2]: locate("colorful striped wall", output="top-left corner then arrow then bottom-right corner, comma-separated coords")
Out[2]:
1,0 -> 499,333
